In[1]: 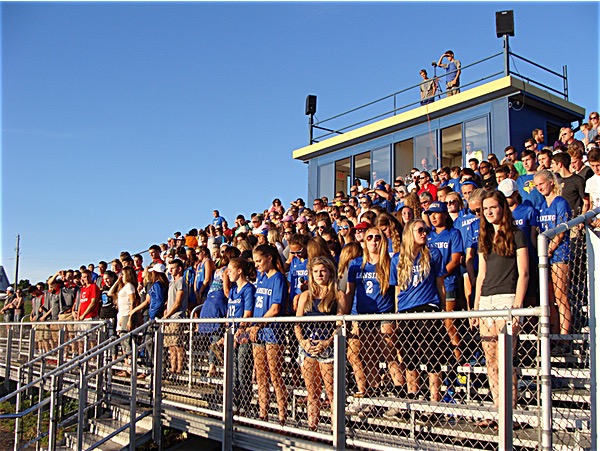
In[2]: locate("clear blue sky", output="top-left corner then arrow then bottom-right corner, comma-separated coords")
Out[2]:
2,2 -> 599,284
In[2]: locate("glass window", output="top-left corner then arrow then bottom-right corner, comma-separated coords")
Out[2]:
318,162 -> 334,200
372,146 -> 391,186
415,133 -> 437,172
394,139 -> 414,181
441,124 -> 462,168
353,151 -> 371,190
464,117 -> 489,165
335,158 -> 351,196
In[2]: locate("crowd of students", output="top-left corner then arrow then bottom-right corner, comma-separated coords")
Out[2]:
18,118 -> 600,428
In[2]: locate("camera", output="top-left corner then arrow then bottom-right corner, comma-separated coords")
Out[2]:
431,62 -> 437,67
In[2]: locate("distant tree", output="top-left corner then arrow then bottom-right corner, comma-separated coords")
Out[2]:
17,279 -> 31,292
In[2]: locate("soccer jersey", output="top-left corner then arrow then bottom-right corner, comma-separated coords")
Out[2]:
254,271 -> 288,343
511,203 -> 539,251
538,196 -> 572,264
228,282 -> 256,319
287,257 -> 308,309
391,248 -> 445,312
427,227 -> 464,292
347,257 -> 395,314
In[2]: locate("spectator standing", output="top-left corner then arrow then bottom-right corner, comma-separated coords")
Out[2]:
437,50 -> 461,96
419,69 -> 437,105
516,149 -> 545,209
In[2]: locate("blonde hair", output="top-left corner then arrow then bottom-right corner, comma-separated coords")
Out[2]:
534,169 -> 562,197
337,242 -> 363,281
361,227 -> 391,294
396,220 -> 431,292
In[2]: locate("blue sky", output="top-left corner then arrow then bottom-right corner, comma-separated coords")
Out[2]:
2,2 -> 599,284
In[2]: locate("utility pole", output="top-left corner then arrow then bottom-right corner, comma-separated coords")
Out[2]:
14,235 -> 20,291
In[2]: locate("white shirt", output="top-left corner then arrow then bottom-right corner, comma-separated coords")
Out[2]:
117,283 -> 135,327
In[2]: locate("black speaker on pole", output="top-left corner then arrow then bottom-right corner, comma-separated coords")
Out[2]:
496,10 -> 514,38
305,95 -> 317,115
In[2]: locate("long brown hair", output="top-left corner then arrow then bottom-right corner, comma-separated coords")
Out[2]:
375,212 -> 403,253
479,191 -> 518,258
305,256 -> 338,315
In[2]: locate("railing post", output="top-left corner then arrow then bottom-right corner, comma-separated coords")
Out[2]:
77,367 -> 87,451
222,326 -> 234,451
333,322 -> 346,450
308,113 -> 314,145
5,325 -> 13,391
152,325 -> 164,450
188,322 -> 193,389
538,233 -> 553,451
498,319 -> 514,449
14,366 -> 23,450
48,374 -> 59,451
129,334 -> 138,450
27,327 -> 36,399
503,35 -> 510,76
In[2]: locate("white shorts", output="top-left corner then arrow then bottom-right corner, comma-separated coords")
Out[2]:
479,294 -> 516,327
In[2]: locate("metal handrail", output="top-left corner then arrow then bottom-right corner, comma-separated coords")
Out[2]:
541,206 -> 600,240
509,51 -> 566,80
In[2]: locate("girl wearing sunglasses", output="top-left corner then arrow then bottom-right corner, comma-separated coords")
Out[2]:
393,219 -> 446,412
346,226 -> 403,400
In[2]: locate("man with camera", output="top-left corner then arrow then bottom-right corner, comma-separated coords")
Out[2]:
435,50 -> 461,97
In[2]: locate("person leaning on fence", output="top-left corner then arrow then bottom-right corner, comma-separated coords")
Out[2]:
29,283 -> 52,354
535,169 -> 572,353
391,219 -> 446,418
247,244 -> 289,425
470,190 -> 529,428
295,256 -> 344,431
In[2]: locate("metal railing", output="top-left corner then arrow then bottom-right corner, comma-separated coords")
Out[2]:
309,39 -> 569,143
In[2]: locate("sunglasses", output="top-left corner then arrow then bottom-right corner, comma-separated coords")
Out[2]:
447,200 -> 457,205
415,227 -> 428,235
470,208 -> 482,215
317,225 -> 325,230
340,225 -> 350,230
366,234 -> 382,242
325,239 -> 335,244
505,152 -> 515,157
290,249 -> 304,255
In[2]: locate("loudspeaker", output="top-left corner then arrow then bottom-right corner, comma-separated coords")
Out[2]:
496,10 -> 514,37
305,95 -> 317,115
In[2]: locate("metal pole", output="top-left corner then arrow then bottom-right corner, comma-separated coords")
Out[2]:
27,327 -> 35,400
14,367 -> 23,451
152,325 -> 164,450
503,35 -> 510,77
562,65 -> 568,100
538,233 -> 553,451
587,227 -> 599,450
77,368 -> 86,451
48,374 -> 58,451
333,323 -> 347,450
129,335 -> 138,450
498,319 -> 513,449
13,235 -> 20,293
188,322 -> 193,389
5,326 -> 13,391
309,113 -> 314,145
222,327 -> 234,451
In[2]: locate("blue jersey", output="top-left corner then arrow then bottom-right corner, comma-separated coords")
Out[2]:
512,203 -> 539,251
254,271 -> 288,344
347,257 -> 395,314
454,210 -> 477,250
391,248 -> 445,312
148,282 -> 166,320
183,267 -> 196,304
227,282 -> 255,319
538,196 -> 572,264
287,257 -> 308,306
373,198 -> 393,213
465,217 -> 480,273
516,174 -> 544,208
199,267 -> 227,334
447,177 -> 461,192
427,227 -> 464,292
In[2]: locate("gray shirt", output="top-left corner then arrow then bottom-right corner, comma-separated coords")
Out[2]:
167,277 -> 188,318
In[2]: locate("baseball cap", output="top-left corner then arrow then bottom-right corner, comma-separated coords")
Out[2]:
425,201 -> 448,214
294,216 -> 307,224
148,263 -> 166,273
498,178 -> 519,197
461,180 -> 478,189
282,215 -> 294,223
6,286 -> 13,292
353,221 -> 370,231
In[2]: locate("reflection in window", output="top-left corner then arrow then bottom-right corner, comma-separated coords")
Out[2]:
335,158 -> 351,196
415,133 -> 437,172
441,124 -> 462,168
394,139 -> 414,181
318,162 -> 334,200
464,117 -> 489,165
372,146 -> 391,186
353,151 -> 371,190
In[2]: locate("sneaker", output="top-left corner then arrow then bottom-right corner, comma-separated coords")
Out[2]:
384,407 -> 403,418
346,403 -> 369,416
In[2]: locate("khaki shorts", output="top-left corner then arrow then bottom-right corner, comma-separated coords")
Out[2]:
164,322 -> 184,347
52,312 -> 74,342
479,294 -> 516,327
